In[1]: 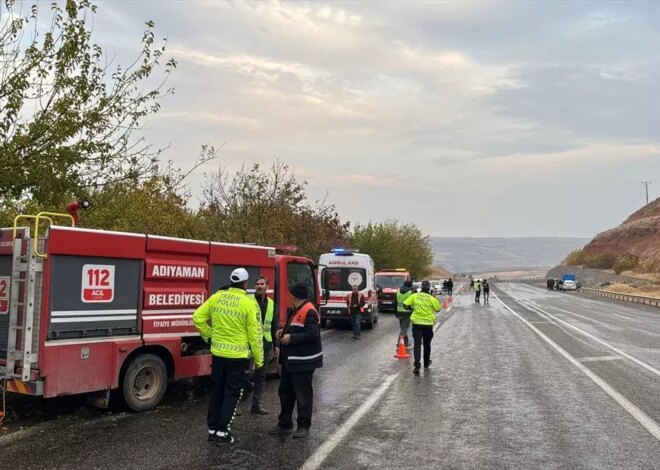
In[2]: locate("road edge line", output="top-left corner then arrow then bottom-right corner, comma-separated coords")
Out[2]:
509,292 -> 660,378
493,292 -> 660,443
299,373 -> 399,470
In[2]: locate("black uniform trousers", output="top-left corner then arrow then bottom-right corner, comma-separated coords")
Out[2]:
412,324 -> 434,368
278,365 -> 314,429
208,356 -> 249,433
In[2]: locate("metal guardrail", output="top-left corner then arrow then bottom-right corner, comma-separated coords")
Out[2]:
580,287 -> 660,309
498,278 -> 545,283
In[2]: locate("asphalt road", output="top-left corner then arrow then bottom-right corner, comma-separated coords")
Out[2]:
1,284 -> 659,469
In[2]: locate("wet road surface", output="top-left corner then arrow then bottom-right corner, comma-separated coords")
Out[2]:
1,284 -> 659,469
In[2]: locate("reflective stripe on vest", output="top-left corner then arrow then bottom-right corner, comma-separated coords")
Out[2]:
396,290 -> 412,313
263,298 -> 274,342
291,302 -> 320,325
286,302 -> 323,365
250,294 -> 275,343
346,292 -> 365,313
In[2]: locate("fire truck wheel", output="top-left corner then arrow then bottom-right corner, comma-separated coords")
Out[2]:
365,318 -> 375,329
122,354 -> 168,411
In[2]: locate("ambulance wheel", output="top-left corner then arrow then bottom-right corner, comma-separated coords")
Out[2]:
121,353 -> 168,411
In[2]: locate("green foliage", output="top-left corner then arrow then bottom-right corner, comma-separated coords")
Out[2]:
80,176 -> 198,238
584,253 -> 617,270
350,220 -> 434,279
197,161 -> 351,260
612,255 -> 639,275
563,249 -> 585,266
638,258 -> 660,274
0,0 -> 176,207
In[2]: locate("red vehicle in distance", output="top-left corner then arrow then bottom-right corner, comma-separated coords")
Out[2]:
374,269 -> 411,313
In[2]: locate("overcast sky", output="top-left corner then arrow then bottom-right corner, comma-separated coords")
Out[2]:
87,1 -> 659,237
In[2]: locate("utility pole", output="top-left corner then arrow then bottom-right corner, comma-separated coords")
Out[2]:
642,181 -> 652,205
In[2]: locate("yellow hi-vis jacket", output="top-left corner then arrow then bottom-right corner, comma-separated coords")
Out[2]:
404,292 -> 441,326
193,287 -> 264,367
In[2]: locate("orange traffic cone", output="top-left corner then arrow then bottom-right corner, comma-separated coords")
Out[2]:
443,298 -> 448,309
448,296 -> 453,304
394,336 -> 411,359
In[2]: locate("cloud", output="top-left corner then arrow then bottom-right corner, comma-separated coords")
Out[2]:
90,0 -> 660,237
331,174 -> 407,188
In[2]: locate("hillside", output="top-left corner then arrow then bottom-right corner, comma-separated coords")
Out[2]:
431,237 -> 589,274
582,197 -> 660,263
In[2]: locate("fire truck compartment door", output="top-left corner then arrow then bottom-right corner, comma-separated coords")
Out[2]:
49,255 -> 141,339
0,253 -> 10,360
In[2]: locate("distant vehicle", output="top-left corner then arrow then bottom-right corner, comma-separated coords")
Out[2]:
561,280 -> 578,291
430,280 -> 442,295
319,249 -> 378,328
375,269 -> 411,313
412,281 -> 422,293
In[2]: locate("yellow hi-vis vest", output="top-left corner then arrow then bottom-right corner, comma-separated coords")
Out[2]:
193,287 -> 264,367
250,294 -> 275,343
404,292 -> 441,326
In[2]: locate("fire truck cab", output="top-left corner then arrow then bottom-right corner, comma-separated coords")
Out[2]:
0,213 -> 319,411
374,269 -> 411,313
318,249 -> 378,329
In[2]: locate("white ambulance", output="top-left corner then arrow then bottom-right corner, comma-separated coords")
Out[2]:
318,249 -> 378,329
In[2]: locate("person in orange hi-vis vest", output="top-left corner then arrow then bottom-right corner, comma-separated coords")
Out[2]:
268,284 -> 323,439
346,285 -> 366,340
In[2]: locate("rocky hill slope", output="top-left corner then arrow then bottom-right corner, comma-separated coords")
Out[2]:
582,197 -> 660,263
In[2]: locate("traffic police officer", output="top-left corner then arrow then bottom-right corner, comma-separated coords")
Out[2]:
396,280 -> 414,348
404,280 -> 441,375
193,268 -> 264,445
269,283 -> 323,439
249,275 -> 277,414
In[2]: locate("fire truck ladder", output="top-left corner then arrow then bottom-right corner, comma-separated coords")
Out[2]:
7,213 -> 74,382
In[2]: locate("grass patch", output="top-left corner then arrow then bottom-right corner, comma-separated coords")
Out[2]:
604,283 -> 660,299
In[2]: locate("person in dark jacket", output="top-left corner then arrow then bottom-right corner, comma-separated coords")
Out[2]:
248,275 -> 278,415
446,278 -> 454,296
482,279 -> 490,304
268,284 -> 323,439
346,285 -> 366,339
395,280 -> 414,348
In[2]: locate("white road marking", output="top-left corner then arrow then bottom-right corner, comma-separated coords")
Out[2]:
300,304 -> 453,470
299,374 -> 399,470
434,305 -> 452,332
577,355 -> 624,363
509,293 -> 660,379
494,292 -> 660,443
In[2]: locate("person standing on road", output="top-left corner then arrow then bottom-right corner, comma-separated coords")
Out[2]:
193,268 -> 264,446
396,280 -> 414,348
269,284 -> 323,439
469,279 -> 474,291
447,278 -> 454,297
346,284 -> 366,340
482,279 -> 490,304
404,280 -> 441,375
474,279 -> 482,303
248,275 -> 277,415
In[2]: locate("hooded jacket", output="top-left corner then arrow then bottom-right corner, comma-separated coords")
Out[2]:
396,285 -> 414,319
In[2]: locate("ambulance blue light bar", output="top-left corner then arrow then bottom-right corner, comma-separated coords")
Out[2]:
331,248 -> 360,255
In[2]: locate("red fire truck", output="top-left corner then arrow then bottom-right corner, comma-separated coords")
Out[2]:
374,269 -> 411,313
0,211 -> 320,411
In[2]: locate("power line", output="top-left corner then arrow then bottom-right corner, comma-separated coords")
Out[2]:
641,181 -> 652,205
